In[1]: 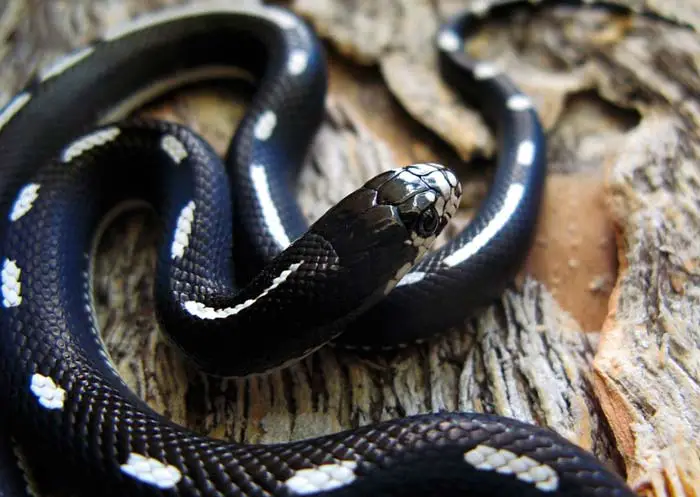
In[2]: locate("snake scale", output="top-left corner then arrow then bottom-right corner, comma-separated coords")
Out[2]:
0,0 -> 687,496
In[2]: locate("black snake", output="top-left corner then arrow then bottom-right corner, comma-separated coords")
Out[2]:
0,0 -> 685,495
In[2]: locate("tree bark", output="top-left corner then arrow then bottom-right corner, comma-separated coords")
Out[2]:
0,0 -> 698,495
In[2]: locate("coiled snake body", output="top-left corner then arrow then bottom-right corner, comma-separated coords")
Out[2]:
0,1 -> 671,496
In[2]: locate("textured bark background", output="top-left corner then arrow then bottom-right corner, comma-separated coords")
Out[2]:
0,0 -> 698,496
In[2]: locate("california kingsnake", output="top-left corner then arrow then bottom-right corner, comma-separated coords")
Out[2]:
0,0 -> 682,495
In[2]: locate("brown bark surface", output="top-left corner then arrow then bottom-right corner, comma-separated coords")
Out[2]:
0,0 -> 698,495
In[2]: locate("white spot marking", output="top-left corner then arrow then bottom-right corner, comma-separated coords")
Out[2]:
437,30 -> 461,52
250,164 -> 291,247
160,134 -> 188,164
0,92 -> 31,132
184,261 -> 304,319
474,62 -> 501,80
443,183 -> 524,267
396,271 -> 426,287
464,445 -> 559,491
171,201 -> 196,259
507,94 -> 532,111
9,183 -> 40,222
30,374 -> 66,410
38,46 -> 94,82
254,110 -> 278,141
516,140 -> 536,167
61,126 -> 121,163
288,49 -> 309,75
285,461 -> 357,495
120,453 -> 182,489
1,259 -> 22,307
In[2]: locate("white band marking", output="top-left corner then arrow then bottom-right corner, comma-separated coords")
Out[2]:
30,373 -> 66,410
61,126 -> 121,163
464,445 -> 559,491
0,92 -> 31,132
9,183 -> 40,222
443,183 -> 524,267
254,110 -> 278,141
171,201 -> 196,259
250,164 -> 291,248
38,46 -> 95,82
120,453 -> 182,489
285,461 -> 357,495
184,261 -> 304,320
1,259 -> 22,307
160,135 -> 188,164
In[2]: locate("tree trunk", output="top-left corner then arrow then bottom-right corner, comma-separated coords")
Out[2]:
0,0 -> 697,495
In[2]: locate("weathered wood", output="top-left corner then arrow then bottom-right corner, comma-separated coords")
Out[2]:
0,0 -> 697,496
595,115 -> 700,495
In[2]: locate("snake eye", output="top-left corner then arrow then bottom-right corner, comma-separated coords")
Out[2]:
416,207 -> 439,237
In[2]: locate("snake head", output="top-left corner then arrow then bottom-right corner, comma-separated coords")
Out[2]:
310,162 -> 462,305
369,163 -> 462,258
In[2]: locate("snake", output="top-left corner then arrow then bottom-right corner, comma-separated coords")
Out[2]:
0,0 -> 683,495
